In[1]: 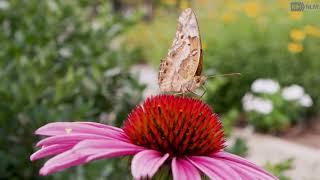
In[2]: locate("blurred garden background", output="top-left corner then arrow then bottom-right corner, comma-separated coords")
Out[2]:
1,0 -> 320,179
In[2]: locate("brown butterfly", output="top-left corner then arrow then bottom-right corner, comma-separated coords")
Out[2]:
158,8 -> 206,94
158,8 -> 240,95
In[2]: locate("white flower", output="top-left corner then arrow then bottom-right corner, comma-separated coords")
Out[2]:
91,20 -> 103,31
47,0 -> 58,12
242,93 -> 273,114
251,79 -> 280,94
299,94 -> 313,107
59,47 -> 72,58
253,98 -> 273,114
242,93 -> 256,111
0,0 -> 9,10
282,84 -> 305,101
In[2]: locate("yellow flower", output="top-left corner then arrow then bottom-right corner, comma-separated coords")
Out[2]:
222,12 -> 237,24
243,2 -> 260,18
290,11 -> 303,20
179,0 -> 190,10
288,42 -> 304,53
290,29 -> 305,41
304,25 -> 320,38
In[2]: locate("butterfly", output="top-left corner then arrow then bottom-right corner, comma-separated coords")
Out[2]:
158,8 -> 206,94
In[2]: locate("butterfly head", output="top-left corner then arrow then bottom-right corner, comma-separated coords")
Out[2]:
195,76 -> 206,87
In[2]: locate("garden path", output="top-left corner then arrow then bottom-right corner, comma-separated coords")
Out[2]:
231,128 -> 320,180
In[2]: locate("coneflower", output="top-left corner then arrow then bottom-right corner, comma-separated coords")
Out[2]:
31,95 -> 277,180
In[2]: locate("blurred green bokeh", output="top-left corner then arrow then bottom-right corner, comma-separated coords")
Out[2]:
0,0 -> 144,179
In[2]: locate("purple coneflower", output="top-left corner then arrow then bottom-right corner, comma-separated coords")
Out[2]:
31,95 -> 277,180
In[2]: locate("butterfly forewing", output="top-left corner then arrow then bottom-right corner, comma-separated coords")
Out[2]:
158,8 -> 203,93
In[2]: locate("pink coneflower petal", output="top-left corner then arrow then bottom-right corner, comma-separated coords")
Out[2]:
224,162 -> 256,179
222,160 -> 274,180
39,150 -> 87,175
36,133 -> 109,147
30,144 -> 73,161
187,156 -> 240,180
213,151 -> 277,179
73,139 -> 145,162
131,150 -> 169,179
39,139 -> 145,175
35,122 -> 128,142
172,157 -> 201,180
76,122 -> 124,133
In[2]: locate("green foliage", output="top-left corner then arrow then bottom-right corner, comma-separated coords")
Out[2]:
242,82 -> 312,133
203,1 -> 320,114
265,158 -> 294,180
219,108 -> 239,137
246,110 -> 290,133
226,137 -> 248,157
153,164 -> 172,180
0,0 -> 143,179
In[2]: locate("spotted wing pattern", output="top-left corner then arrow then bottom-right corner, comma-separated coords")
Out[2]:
158,8 -> 203,93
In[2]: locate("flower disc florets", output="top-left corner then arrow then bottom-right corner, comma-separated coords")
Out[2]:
123,95 -> 225,157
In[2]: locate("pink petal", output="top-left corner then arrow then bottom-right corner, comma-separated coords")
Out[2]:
187,156 -> 240,180
73,139 -> 146,162
172,157 -> 201,180
39,139 -> 144,175
225,162 -> 256,179
36,133 -> 108,147
39,150 -> 87,175
77,122 -> 123,133
222,159 -> 274,180
30,144 -> 73,161
35,122 -> 128,142
131,150 -> 169,179
213,151 -> 277,179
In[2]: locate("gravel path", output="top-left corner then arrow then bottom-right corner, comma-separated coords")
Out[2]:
231,128 -> 320,180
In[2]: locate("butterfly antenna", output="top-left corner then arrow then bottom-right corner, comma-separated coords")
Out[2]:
207,73 -> 241,79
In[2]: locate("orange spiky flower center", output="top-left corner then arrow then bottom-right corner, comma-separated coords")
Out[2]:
123,95 -> 225,157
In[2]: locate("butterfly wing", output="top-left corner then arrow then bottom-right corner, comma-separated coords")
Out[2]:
158,8 -> 202,92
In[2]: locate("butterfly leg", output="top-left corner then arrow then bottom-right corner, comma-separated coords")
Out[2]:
186,88 -> 202,98
200,85 -> 207,98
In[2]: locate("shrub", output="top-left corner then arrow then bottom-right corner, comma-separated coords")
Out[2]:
0,1 -> 143,179
241,79 -> 313,133
265,158 -> 294,180
204,0 -> 320,114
